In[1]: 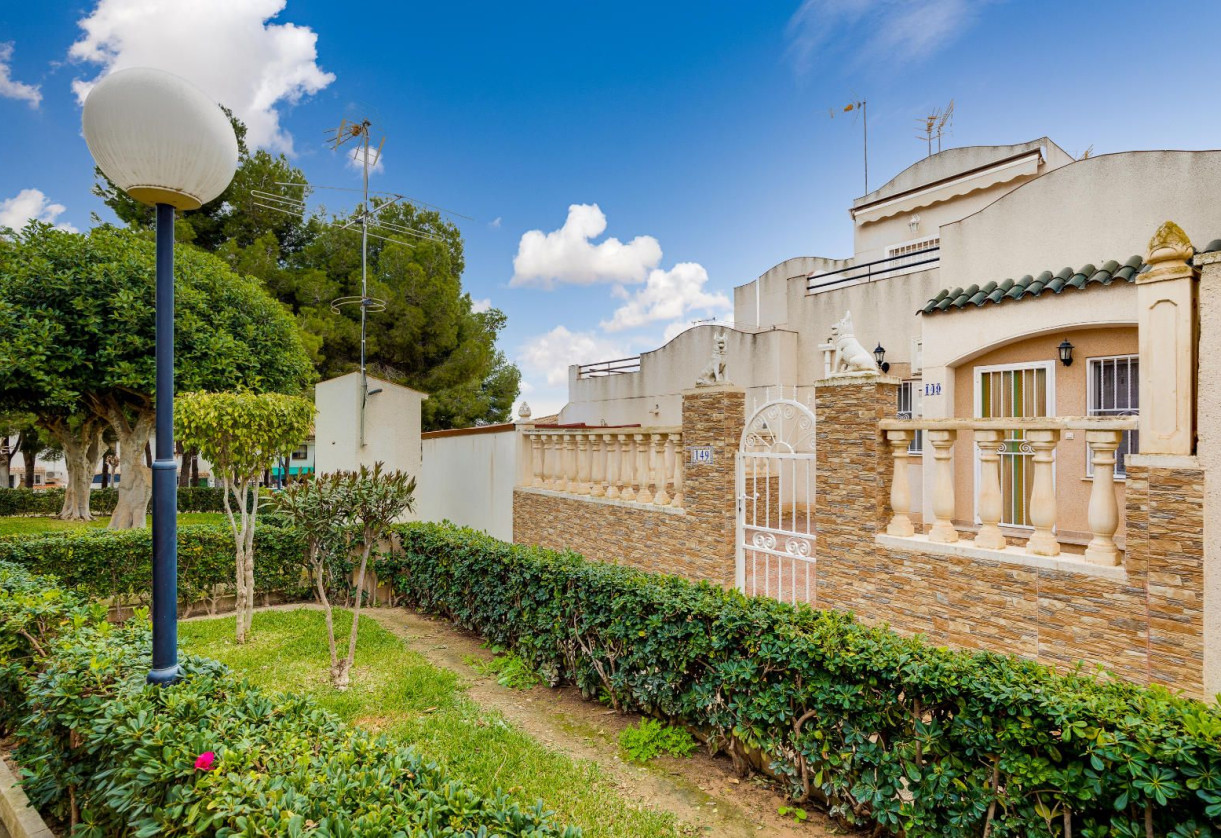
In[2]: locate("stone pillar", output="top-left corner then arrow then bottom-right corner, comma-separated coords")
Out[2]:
885,429 -> 916,537
1138,221 -> 1198,455
973,429 -> 1006,550
652,433 -> 670,506
814,375 -> 900,609
669,432 -> 684,508
1083,429 -> 1123,566
604,433 -> 621,499
1025,429 -> 1061,557
926,429 -> 959,544
1194,247 -> 1221,698
680,384 -> 745,585
590,435 -> 606,498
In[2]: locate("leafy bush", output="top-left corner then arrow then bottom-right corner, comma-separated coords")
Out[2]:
467,647 -> 543,690
0,523 -> 308,607
384,523 -> 1221,838
0,561 -> 579,837
618,719 -> 697,763
0,486 -> 240,517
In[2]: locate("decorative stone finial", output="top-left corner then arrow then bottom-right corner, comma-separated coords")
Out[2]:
695,330 -> 728,387
829,310 -> 880,377
1147,221 -> 1194,266
518,402 -> 532,420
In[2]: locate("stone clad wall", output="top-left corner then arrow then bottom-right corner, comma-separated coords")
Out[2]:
814,378 -> 1207,699
513,385 -> 743,586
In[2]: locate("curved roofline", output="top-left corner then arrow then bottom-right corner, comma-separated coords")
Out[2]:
639,322 -> 798,358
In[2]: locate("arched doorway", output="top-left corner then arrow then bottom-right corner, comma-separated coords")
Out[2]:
736,396 -> 817,605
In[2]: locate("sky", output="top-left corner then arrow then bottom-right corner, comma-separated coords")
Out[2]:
2,0 -> 1221,418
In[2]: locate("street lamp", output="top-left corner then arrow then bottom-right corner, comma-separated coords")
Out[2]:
82,68 -> 238,684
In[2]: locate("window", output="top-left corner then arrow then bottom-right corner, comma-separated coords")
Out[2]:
897,380 -> 923,454
290,445 -> 309,461
1088,355 -> 1138,477
33,474 -> 43,486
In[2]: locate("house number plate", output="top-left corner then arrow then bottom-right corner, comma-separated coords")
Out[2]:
690,446 -> 714,465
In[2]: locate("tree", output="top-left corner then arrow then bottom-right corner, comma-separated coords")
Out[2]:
0,223 -> 316,528
0,412 -> 34,490
176,391 -> 314,644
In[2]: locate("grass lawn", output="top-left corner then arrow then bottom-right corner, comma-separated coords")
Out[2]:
0,512 -> 227,536
181,608 -> 678,838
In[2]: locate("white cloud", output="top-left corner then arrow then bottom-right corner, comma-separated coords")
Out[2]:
787,0 -> 979,73
601,262 -> 731,333
0,189 -> 78,233
471,297 -> 492,313
0,43 -> 41,107
510,203 -> 662,289
69,0 -> 335,153
518,325 -> 629,388
346,143 -> 384,174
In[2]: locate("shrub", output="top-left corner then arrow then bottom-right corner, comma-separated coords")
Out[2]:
0,523 -> 308,607
0,561 -> 579,836
384,523 -> 1221,838
0,486 -> 241,517
619,719 -> 697,763
467,647 -> 543,690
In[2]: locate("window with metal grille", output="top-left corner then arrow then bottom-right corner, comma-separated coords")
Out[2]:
897,380 -> 923,453
1087,355 -> 1138,477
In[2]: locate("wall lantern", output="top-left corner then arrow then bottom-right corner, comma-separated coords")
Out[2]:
1058,339 -> 1075,367
873,343 -> 890,373
82,67 -> 238,686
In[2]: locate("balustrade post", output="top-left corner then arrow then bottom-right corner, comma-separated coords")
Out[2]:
530,435 -> 543,487
1084,429 -> 1123,565
885,429 -> 916,537
604,433 -> 620,499
926,429 -> 959,543
1026,429 -> 1061,556
562,434 -> 577,493
973,429 -> 1007,550
590,435 -> 606,497
669,433 -> 684,507
621,433 -> 637,499
543,436 -> 557,489
652,433 -> 670,506
575,435 -> 591,495
634,433 -> 653,503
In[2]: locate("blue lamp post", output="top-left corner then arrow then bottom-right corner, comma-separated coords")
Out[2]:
82,68 -> 238,684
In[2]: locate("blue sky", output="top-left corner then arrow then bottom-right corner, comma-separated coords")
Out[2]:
2,1 -> 1219,416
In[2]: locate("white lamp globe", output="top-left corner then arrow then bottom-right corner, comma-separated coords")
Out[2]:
82,67 -> 238,211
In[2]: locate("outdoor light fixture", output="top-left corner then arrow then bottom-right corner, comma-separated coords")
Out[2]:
873,343 -> 890,373
1058,339 -> 1075,367
83,68 -> 238,685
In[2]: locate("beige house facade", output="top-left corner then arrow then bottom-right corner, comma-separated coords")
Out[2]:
510,138 -> 1221,700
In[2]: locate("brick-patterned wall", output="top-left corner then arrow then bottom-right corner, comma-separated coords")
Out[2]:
814,377 -> 1207,698
513,385 -> 744,586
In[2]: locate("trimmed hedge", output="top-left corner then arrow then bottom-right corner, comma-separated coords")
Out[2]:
0,486 -> 238,517
384,523 -> 1221,838
0,560 -> 578,836
0,523 -> 308,607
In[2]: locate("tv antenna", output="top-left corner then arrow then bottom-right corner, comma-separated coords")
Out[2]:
250,114 -> 450,446
917,99 -> 954,158
828,99 -> 868,193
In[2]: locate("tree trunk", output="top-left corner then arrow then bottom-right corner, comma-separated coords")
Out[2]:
225,479 -> 259,644
0,435 -> 11,490
100,456 -> 110,489
95,397 -> 155,531
334,533 -> 373,690
22,443 -> 35,489
190,451 -> 199,486
41,416 -> 104,522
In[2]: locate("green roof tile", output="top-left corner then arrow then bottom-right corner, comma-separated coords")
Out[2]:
922,255 -> 1146,315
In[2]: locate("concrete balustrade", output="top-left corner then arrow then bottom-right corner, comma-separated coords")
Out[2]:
521,427 -> 683,508
880,417 -> 1136,566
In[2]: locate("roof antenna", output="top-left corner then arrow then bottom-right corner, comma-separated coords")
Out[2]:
829,98 -> 868,193
917,99 -> 954,158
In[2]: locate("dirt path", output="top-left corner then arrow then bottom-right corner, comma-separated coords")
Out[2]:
365,606 -> 850,838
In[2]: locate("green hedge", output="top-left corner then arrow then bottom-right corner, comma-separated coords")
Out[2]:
0,561 -> 578,836
384,523 -> 1221,838
0,523 -> 308,606
0,486 -> 239,517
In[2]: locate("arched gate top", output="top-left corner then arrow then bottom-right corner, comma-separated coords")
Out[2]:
739,398 -> 816,454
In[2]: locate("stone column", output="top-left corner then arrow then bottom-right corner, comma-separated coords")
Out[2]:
544,436 -> 558,489
634,433 -> 653,504
590,435 -> 606,497
562,435 -> 576,493
885,429 -> 916,537
1193,246 -> 1221,698
1138,221 -> 1198,455
679,384 -> 745,586
1083,429 -> 1123,566
669,432 -> 684,507
973,429 -> 1006,550
652,433 -> 670,506
621,433 -> 637,499
926,429 -> 959,544
530,435 -> 543,487
575,435 -> 591,495
1025,429 -> 1061,557
604,433 -> 621,499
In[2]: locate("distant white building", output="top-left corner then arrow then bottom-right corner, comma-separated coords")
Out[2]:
314,372 -> 427,477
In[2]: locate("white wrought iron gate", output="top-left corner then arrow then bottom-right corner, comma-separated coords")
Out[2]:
736,395 -> 817,606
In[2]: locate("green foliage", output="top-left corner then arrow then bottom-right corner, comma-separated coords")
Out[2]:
0,562 -> 579,836
384,523 -> 1221,837
175,391 -> 314,485
618,719 -> 697,763
467,648 -> 543,690
776,805 -> 809,823
0,523 -> 306,606
0,486 -> 242,517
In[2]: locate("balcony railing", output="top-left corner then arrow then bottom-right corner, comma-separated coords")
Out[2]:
522,427 -> 683,509
878,416 -> 1138,568
806,245 -> 940,294
576,356 -> 641,378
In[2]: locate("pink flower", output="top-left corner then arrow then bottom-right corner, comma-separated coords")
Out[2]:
194,751 -> 217,771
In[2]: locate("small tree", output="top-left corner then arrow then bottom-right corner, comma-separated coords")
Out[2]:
317,463 -> 415,689
176,391 -> 313,643
271,472 -> 348,680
